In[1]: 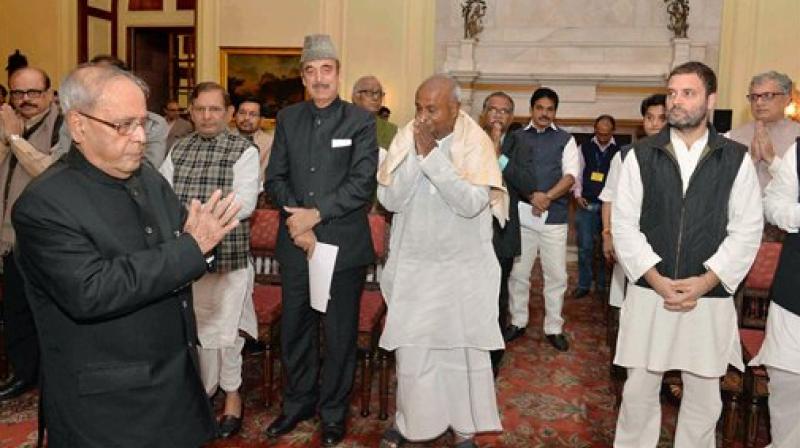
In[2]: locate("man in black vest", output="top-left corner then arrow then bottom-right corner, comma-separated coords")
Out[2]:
612,61 -> 763,447
503,87 -> 580,352
479,91 -> 521,374
0,66 -> 61,401
750,136 -> 800,446
573,115 -> 619,298
264,34 -> 377,446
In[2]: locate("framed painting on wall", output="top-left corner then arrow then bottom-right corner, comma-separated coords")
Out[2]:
219,47 -> 305,121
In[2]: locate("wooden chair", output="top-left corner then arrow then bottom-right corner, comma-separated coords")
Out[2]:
729,241 -> 782,446
249,208 -> 283,408
356,213 -> 389,418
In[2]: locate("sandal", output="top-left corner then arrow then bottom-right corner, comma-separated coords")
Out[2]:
379,427 -> 406,448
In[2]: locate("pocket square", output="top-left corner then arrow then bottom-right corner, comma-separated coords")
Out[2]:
331,138 -> 352,148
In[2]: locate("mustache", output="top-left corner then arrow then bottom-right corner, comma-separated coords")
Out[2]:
312,82 -> 330,90
18,102 -> 36,108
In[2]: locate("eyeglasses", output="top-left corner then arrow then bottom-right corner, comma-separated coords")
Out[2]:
9,89 -> 46,100
356,89 -> 384,99
746,91 -> 785,102
191,105 -> 226,114
485,106 -> 512,116
236,110 -> 260,118
78,111 -> 154,136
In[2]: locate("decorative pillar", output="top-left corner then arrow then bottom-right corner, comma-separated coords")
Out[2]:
671,37 -> 691,69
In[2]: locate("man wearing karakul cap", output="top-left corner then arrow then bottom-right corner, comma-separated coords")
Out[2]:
264,34 -> 378,446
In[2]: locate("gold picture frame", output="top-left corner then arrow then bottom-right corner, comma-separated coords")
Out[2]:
219,47 -> 305,126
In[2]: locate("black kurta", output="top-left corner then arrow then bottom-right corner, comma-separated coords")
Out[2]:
12,147 -> 215,447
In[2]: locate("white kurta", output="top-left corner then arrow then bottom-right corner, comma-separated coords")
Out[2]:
160,146 -> 261,348
378,134 -> 504,351
377,133 -> 503,440
752,142 -> 800,448
599,151 -> 626,308
612,129 -> 763,377
752,143 -> 800,374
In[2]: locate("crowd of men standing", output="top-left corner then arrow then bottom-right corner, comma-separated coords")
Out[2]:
0,31 -> 799,448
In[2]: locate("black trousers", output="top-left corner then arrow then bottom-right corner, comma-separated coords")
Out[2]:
490,256 -> 513,371
2,252 -> 39,384
279,263 -> 366,424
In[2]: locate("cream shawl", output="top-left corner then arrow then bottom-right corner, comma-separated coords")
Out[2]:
377,110 -> 509,225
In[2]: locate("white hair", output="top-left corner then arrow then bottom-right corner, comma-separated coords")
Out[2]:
60,63 -> 149,113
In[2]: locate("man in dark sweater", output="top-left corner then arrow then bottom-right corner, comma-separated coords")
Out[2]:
573,115 -> 619,298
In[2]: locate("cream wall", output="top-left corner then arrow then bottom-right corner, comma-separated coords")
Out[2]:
0,0 -> 77,87
196,0 -> 435,126
718,0 -> 800,128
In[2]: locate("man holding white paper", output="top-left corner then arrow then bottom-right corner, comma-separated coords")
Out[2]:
502,87 -> 580,352
264,34 -> 377,447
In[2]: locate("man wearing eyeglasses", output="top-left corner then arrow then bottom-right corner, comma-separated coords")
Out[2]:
478,91 -> 520,375
728,71 -> 800,190
163,100 -> 193,152
12,63 -> 238,447
160,81 -> 260,439
0,66 -> 62,401
351,75 -> 397,152
230,97 -> 273,180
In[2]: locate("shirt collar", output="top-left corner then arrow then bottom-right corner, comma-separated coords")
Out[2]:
309,96 -> 343,118
591,135 -> 617,151
669,127 -> 709,153
523,121 -> 557,133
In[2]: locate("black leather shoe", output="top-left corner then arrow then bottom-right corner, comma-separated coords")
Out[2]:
321,421 -> 345,446
573,287 -> 590,299
546,334 -> 569,352
502,325 -> 525,343
265,412 -> 313,438
217,414 -> 242,439
0,376 -> 33,401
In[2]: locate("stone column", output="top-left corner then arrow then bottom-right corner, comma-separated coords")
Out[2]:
671,37 -> 691,69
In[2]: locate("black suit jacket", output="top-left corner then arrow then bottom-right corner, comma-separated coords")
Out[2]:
12,148 -> 215,447
266,97 -> 378,271
493,132 -> 523,259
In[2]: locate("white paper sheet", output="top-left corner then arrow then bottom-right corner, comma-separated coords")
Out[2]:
517,202 -> 548,231
309,242 -> 339,313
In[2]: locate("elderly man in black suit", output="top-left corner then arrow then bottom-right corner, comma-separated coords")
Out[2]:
264,34 -> 377,446
11,63 -> 240,447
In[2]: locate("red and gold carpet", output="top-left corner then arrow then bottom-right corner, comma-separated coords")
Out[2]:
0,261 -> 766,447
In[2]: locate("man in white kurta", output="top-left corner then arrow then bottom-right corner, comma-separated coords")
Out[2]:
377,76 -> 507,447
599,94 -> 666,308
612,62 -> 763,447
750,139 -> 800,447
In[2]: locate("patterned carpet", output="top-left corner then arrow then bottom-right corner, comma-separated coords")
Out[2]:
0,261 -> 766,447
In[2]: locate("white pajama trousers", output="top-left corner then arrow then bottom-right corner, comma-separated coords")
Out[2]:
507,223 -> 568,334
614,368 -> 721,448
198,335 -> 246,395
766,367 -> 800,448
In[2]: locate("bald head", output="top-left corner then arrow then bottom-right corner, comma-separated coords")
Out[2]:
60,64 -> 147,114
351,75 -> 385,113
415,75 -> 461,139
